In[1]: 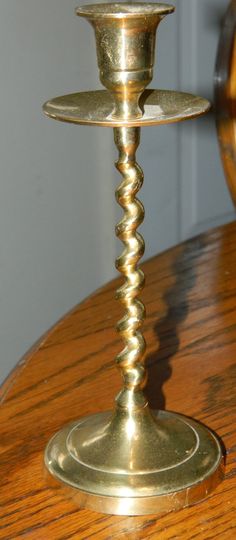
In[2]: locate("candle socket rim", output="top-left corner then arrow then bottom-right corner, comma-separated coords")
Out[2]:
76,2 -> 175,20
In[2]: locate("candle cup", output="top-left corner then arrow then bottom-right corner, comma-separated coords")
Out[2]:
76,3 -> 174,119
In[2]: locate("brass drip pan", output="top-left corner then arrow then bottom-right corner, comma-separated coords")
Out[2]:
43,89 -> 210,127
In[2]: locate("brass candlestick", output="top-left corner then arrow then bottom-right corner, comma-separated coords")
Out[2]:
44,3 -> 224,516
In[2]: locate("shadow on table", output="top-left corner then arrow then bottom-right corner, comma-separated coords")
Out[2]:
145,235 -> 207,411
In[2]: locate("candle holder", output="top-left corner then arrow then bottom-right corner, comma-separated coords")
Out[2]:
44,3 -> 224,516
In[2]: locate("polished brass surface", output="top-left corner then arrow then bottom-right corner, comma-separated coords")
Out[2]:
76,3 -> 174,120
44,3 -> 223,515
114,126 -> 146,411
43,89 -> 210,127
45,410 -> 224,516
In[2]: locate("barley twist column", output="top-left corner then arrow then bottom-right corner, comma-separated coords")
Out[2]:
114,127 -> 147,410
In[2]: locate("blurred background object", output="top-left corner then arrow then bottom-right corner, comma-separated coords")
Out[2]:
215,0 -> 236,205
0,0 -> 234,384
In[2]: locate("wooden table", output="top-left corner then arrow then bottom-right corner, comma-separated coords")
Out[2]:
1,221 -> 236,539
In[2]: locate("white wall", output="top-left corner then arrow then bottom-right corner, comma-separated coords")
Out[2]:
0,0 -> 234,383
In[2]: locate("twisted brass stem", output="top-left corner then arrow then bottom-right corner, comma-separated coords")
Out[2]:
114,127 -> 147,410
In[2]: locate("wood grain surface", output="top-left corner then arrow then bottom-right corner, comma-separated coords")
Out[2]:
1,221 -> 236,539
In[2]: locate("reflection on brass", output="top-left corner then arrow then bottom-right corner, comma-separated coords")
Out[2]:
44,3 -> 224,515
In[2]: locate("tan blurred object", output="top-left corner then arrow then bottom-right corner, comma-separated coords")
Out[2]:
215,0 -> 236,204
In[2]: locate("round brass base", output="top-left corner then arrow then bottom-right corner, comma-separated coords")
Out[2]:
45,409 -> 224,516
